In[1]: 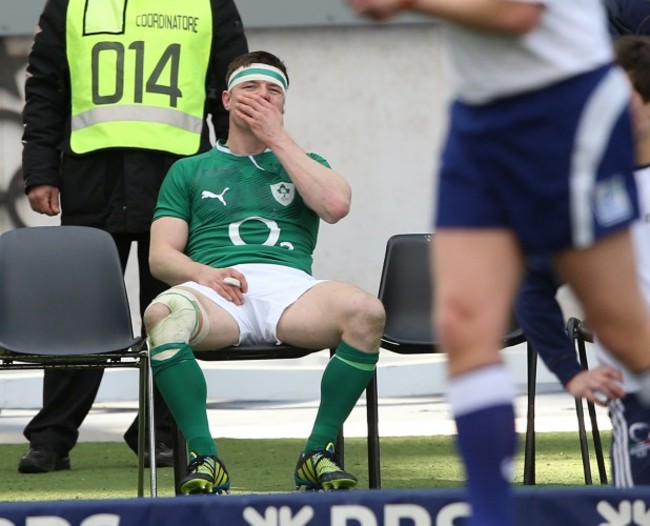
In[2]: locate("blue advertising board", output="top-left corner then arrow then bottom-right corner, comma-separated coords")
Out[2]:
1,487 -> 649,526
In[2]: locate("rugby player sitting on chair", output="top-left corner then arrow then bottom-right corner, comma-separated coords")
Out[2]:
143,50 -> 385,495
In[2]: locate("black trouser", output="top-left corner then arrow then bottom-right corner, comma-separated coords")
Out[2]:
23,232 -> 172,455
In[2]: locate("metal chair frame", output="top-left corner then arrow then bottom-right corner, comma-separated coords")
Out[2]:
567,317 -> 608,484
523,318 -> 607,485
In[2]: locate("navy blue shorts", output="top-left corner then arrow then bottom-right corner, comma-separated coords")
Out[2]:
435,65 -> 638,255
610,394 -> 650,487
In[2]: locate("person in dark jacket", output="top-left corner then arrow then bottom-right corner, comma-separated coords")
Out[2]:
516,35 -> 650,487
19,0 -> 248,473
604,0 -> 650,37
514,256 -> 624,405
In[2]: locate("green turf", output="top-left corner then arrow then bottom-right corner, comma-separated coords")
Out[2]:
0,432 -> 611,501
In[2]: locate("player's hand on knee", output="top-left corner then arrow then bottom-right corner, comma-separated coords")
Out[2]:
566,366 -> 625,406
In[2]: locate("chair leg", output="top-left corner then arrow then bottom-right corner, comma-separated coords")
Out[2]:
366,371 -> 381,489
137,352 -> 147,497
335,429 -> 345,468
576,330 -> 607,484
575,397 -> 593,484
523,343 -> 537,485
587,398 -> 608,484
172,419 -> 187,495
145,352 -> 158,496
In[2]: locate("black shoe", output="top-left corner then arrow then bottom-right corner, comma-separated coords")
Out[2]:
125,435 -> 174,468
145,442 -> 174,468
18,446 -> 71,474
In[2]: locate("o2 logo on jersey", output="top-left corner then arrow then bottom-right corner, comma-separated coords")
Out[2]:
228,216 -> 294,250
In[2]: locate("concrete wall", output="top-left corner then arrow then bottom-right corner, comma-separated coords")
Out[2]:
0,24 -> 448,314
0,25 -> 580,406
0,0 -> 431,35
247,25 -> 447,293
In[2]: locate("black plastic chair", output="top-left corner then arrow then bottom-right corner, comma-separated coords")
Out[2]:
372,233 -> 528,475
0,226 -> 154,497
170,343 -> 381,493
377,233 -> 526,352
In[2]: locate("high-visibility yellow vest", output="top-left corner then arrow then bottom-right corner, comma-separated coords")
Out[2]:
66,0 -> 212,155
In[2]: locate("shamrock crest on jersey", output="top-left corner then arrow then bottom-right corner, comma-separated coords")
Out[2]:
270,182 -> 295,207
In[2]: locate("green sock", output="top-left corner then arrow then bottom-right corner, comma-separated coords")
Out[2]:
150,342 -> 217,457
304,341 -> 378,452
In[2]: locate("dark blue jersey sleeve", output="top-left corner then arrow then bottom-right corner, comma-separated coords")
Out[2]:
515,256 -> 584,387
604,0 -> 650,37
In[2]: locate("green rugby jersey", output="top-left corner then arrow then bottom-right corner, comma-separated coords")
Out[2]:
154,140 -> 328,274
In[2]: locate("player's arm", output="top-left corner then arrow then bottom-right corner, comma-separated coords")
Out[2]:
23,0 -> 68,215
150,217 -> 247,303
270,137 -> 351,224
348,0 -> 544,35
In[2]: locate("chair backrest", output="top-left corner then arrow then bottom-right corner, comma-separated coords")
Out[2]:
377,233 -> 525,352
378,233 -> 435,350
0,226 -> 138,356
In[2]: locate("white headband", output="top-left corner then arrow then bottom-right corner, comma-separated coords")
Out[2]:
227,63 -> 288,93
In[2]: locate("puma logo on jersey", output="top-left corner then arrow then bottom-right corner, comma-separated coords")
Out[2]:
202,188 -> 230,206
